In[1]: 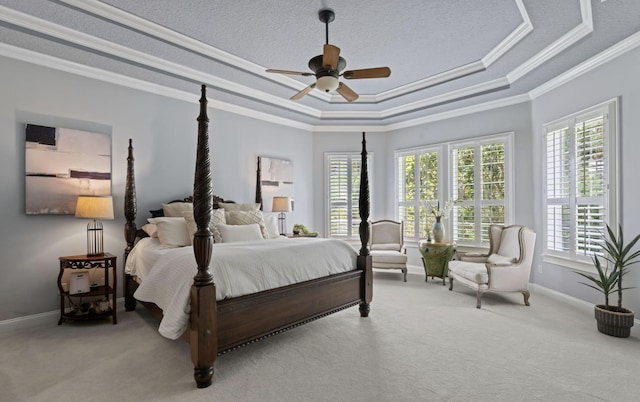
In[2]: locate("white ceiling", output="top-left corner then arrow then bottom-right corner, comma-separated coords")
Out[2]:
1,0 -> 639,129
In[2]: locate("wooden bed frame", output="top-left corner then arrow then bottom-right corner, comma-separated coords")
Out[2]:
123,85 -> 372,388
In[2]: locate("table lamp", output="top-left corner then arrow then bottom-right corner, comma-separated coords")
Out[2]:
75,195 -> 114,256
271,196 -> 291,235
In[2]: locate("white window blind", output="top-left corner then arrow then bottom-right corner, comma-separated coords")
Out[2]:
543,100 -> 617,264
397,149 -> 440,239
326,153 -> 370,237
451,137 -> 509,245
395,132 -> 512,246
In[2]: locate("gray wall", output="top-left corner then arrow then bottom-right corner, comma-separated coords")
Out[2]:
0,56 -> 312,320
2,41 -> 639,321
531,45 -> 640,314
385,102 -> 535,266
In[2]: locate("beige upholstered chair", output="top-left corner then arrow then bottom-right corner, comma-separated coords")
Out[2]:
448,225 -> 536,308
370,220 -> 408,282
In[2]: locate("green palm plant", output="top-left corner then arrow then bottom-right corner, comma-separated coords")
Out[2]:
601,224 -> 640,309
575,255 -> 619,308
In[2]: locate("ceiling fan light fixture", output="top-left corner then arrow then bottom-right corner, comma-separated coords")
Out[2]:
316,75 -> 339,92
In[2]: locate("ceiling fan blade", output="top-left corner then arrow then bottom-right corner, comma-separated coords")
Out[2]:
323,44 -> 341,70
342,67 -> 391,79
336,82 -> 359,102
266,69 -> 314,76
290,83 -> 316,100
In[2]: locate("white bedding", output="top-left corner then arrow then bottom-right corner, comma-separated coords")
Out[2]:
129,237 -> 358,339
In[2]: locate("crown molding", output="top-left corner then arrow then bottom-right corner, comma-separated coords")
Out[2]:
61,0 -> 531,105
1,0 -> 635,133
0,5 -> 322,119
0,43 -> 314,131
528,30 -> 640,99
507,0 -> 593,83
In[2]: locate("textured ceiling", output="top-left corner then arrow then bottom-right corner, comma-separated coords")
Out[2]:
0,0 -> 639,128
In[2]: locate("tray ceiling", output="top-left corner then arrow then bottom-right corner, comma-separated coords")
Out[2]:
0,0 -> 639,129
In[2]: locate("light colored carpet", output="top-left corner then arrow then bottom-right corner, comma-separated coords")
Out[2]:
1,271 -> 639,402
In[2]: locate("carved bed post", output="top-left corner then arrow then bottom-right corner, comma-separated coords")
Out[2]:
190,85 -> 217,388
124,139 -> 138,311
255,156 -> 262,209
358,132 -> 373,317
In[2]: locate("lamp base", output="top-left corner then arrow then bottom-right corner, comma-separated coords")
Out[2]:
278,212 -> 287,236
87,220 -> 104,256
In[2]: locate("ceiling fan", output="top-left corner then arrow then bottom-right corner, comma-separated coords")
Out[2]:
266,9 -> 391,102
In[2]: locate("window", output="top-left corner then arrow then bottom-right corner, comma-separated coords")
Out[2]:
325,153 -> 372,238
451,136 -> 511,245
543,100 -> 617,265
396,133 -> 512,246
397,148 -> 440,238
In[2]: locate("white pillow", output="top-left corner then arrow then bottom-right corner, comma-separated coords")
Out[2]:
225,210 -> 267,239
162,202 -> 193,217
141,223 -> 158,238
264,214 -> 281,239
218,202 -> 261,211
217,223 -> 263,243
183,209 -> 226,244
147,217 -> 191,248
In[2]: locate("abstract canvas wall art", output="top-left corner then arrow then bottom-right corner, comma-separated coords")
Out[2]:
25,124 -> 111,215
259,156 -> 294,212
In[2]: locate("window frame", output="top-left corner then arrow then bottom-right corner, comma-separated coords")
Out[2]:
324,151 -> 373,239
395,132 -> 514,247
542,99 -> 618,271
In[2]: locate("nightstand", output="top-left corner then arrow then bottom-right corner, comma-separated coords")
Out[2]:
57,253 -> 117,325
418,240 -> 455,285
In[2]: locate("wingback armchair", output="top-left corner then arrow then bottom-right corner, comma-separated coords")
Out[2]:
370,220 -> 408,282
448,225 -> 536,308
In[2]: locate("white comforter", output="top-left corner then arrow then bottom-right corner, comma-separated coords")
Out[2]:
130,237 -> 358,339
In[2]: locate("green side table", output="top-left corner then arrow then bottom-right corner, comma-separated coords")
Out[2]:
418,240 -> 455,285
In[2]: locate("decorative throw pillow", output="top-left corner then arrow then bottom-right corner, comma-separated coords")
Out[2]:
162,202 -> 193,217
225,210 -> 267,239
218,202 -> 261,212
264,214 -> 281,239
147,217 -> 191,248
217,223 -> 263,243
183,209 -> 226,243
141,223 -> 158,238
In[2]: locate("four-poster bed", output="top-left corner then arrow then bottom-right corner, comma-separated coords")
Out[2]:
123,85 -> 373,388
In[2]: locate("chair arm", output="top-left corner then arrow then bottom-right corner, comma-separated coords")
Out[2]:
456,251 -> 489,263
486,262 -> 531,290
400,245 -> 407,254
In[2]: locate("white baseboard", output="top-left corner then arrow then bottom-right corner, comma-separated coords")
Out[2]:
0,298 -> 125,333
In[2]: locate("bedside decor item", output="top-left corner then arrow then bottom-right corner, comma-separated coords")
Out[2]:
75,195 -> 114,256
575,225 -> 640,338
258,156 -> 294,214
58,253 -> 117,325
272,196 -> 291,235
426,201 -> 452,242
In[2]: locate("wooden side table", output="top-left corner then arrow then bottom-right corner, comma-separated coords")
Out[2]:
57,253 -> 117,325
418,240 -> 455,285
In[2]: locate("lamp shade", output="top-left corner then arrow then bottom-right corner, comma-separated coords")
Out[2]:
316,76 -> 339,92
271,196 -> 291,213
75,196 -> 114,220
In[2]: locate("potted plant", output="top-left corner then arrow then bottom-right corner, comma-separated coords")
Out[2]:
576,224 -> 640,338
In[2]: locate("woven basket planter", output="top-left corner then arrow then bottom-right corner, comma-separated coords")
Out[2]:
594,305 -> 635,338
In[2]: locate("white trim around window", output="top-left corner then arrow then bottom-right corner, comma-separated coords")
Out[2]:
542,98 -> 618,271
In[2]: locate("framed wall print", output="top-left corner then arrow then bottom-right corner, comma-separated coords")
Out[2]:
25,124 -> 111,215
259,156 -> 294,212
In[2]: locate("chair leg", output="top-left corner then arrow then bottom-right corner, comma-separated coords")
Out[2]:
522,290 -> 531,306
448,276 -> 454,291
402,268 -> 407,282
476,289 -> 484,309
